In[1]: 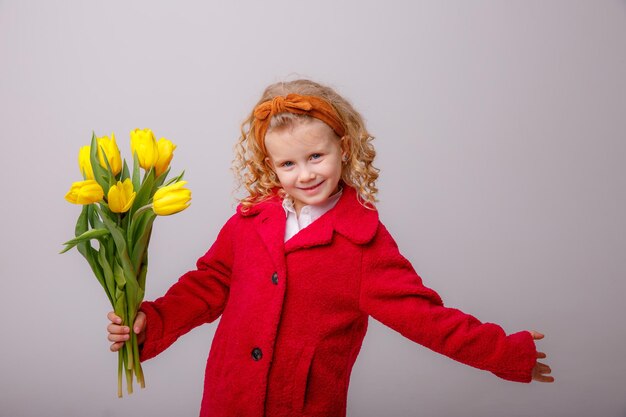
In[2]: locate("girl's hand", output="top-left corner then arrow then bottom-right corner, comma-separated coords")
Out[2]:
528,330 -> 555,383
106,311 -> 147,352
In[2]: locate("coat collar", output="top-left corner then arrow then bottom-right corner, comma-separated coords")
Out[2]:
237,186 -> 379,256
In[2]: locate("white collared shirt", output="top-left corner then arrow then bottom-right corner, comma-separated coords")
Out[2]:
282,189 -> 343,242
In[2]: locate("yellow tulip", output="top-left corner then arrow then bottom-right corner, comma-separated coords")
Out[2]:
130,128 -> 159,170
78,146 -> 94,180
65,180 -> 104,205
97,134 -> 122,175
154,138 -> 177,177
152,181 -> 191,216
107,179 -> 136,213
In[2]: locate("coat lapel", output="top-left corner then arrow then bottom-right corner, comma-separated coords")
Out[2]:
285,186 -> 380,253
238,186 -> 380,261
255,205 -> 286,271
238,198 -> 286,273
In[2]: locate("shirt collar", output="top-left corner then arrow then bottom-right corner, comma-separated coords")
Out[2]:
282,187 -> 343,222
238,185 -> 380,246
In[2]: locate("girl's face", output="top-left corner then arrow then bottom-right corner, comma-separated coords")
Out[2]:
265,119 -> 345,215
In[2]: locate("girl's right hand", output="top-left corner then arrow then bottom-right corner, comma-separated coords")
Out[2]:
106,311 -> 147,352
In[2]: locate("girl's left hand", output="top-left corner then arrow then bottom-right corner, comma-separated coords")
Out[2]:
528,330 -> 555,383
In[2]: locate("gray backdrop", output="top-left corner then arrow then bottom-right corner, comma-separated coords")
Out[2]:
1,1 -> 625,416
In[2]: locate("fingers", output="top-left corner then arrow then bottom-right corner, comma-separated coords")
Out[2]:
529,331 -> 553,382
106,310 -> 147,352
534,373 -> 555,383
133,311 -> 147,334
107,311 -> 122,325
533,374 -> 555,383
535,361 -> 551,373
532,361 -> 555,383
107,310 -> 130,352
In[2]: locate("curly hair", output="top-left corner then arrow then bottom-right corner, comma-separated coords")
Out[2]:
233,79 -> 379,211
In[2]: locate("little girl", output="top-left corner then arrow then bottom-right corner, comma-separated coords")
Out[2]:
107,79 -> 553,417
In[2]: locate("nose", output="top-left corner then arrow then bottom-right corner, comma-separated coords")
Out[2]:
298,166 -> 315,183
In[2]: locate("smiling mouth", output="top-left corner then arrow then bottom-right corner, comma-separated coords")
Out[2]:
298,180 -> 325,191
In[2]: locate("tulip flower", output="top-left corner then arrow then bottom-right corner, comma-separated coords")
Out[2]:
130,128 -> 159,170
154,138 -> 176,177
63,128 -> 191,397
97,134 -> 122,176
108,179 -> 136,213
65,180 -> 104,205
152,181 -> 191,215
78,145 -> 94,180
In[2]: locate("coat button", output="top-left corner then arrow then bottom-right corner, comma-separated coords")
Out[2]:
271,272 -> 278,285
251,347 -> 263,361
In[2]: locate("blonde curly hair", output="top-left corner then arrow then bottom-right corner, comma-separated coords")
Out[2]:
233,79 -> 379,211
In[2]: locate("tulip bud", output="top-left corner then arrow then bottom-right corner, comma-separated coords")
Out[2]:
154,138 -> 177,177
78,146 -> 94,180
107,179 -> 136,213
152,181 -> 191,216
130,128 -> 159,171
97,134 -> 122,176
65,180 -> 104,205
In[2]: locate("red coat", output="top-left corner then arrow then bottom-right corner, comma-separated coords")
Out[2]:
139,186 -> 537,417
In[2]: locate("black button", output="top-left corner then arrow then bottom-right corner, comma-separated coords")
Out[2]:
251,347 -> 263,361
271,272 -> 278,285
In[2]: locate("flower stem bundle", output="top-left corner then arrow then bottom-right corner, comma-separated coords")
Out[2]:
61,129 -> 191,397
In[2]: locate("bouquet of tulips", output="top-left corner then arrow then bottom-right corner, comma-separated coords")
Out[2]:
61,128 -> 191,397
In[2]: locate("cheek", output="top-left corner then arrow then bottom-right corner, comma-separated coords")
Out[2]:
274,170 -> 294,187
322,159 -> 343,177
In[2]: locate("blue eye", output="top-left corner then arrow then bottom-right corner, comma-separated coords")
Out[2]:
310,153 -> 322,160
281,161 -> 294,167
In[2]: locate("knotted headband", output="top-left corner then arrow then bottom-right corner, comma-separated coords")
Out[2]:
253,93 -> 346,155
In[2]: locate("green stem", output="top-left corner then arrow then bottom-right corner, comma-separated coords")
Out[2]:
118,350 -> 123,398
122,344 -> 134,395
133,333 -> 145,388
126,367 -> 134,395
131,204 -> 153,225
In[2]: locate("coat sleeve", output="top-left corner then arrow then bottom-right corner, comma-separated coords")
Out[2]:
139,214 -> 237,361
358,222 -> 537,382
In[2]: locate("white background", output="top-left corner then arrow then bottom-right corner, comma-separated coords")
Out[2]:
1,1 -> 625,416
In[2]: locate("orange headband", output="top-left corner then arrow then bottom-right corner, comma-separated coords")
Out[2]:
253,93 -> 346,155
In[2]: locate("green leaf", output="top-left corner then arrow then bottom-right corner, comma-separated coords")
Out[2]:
73,205 -> 90,258
71,207 -> 114,306
125,277 -> 140,328
98,144 -> 117,187
75,205 -> 89,237
132,152 -> 140,192
137,252 -> 148,293
127,169 -> 155,243
60,228 -> 109,254
127,153 -> 143,224
98,201 -> 115,219
114,286 -> 127,324
162,170 -> 185,187
95,205 -> 136,279
131,214 -> 155,272
113,257 -> 126,289
90,132 -> 110,195
106,233 -> 115,268
98,244 -> 117,300
121,160 -> 130,182
154,166 -> 171,188
88,204 -> 104,230
87,245 -> 114,306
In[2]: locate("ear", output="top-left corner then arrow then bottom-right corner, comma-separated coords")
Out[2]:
340,135 -> 350,160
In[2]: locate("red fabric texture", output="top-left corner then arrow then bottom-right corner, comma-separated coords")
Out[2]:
139,186 -> 537,417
